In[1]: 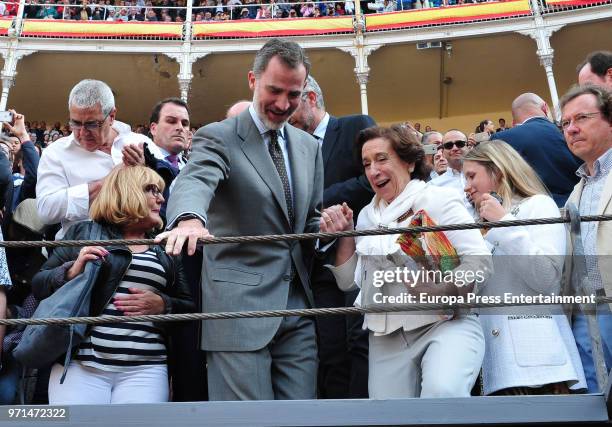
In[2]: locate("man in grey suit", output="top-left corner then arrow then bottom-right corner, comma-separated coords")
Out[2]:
157,39 -> 323,401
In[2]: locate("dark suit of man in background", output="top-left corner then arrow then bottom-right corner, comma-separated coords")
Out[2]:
158,39 -> 323,401
290,75 -> 375,398
144,98 -> 209,402
494,92 -> 582,207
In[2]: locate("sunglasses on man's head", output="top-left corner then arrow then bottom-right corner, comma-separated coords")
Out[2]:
442,140 -> 466,150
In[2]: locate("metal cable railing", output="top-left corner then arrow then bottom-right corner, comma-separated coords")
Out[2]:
0,214 -> 609,249
0,212 -> 609,327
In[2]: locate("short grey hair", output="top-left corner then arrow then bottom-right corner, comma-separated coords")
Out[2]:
252,39 -> 311,79
68,79 -> 115,116
303,75 -> 325,110
421,131 -> 442,145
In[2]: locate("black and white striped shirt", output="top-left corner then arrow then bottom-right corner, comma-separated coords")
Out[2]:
76,249 -> 168,372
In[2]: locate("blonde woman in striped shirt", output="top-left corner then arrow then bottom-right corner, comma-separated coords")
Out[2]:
33,165 -> 194,404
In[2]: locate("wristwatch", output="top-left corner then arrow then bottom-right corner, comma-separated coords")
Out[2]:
177,213 -> 204,226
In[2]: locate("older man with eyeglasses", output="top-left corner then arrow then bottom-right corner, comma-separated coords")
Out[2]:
429,129 -> 475,217
36,79 -> 153,238
562,84 -> 612,393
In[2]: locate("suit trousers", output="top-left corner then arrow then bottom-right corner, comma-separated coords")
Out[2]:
207,280 -> 317,400
312,262 -> 369,398
368,315 -> 484,399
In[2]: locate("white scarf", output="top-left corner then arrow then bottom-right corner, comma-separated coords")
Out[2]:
355,179 -> 428,257
352,179 -> 428,304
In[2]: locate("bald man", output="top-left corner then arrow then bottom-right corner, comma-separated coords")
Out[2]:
494,92 -> 582,206
226,100 -> 251,118
430,129 -> 475,217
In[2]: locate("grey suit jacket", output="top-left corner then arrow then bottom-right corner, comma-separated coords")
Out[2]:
167,108 -> 324,352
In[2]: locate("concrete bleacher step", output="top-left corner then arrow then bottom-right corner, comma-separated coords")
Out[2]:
0,394 -> 608,427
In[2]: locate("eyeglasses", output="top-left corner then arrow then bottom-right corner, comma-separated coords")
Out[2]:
442,140 -> 466,150
560,112 -> 601,131
300,90 -> 314,100
144,184 -> 163,198
69,111 -> 110,132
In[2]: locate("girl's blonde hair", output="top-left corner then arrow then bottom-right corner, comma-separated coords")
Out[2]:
90,165 -> 165,228
463,140 -> 549,210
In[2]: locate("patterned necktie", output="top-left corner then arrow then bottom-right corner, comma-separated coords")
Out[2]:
268,130 -> 294,227
166,154 -> 179,169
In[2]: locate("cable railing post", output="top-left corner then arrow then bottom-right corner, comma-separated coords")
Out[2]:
184,0 -> 193,41
528,0 -> 542,15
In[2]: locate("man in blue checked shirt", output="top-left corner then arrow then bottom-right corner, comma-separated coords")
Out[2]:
561,84 -> 612,393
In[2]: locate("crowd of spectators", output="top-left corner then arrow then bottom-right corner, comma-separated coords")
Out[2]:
0,0 -> 505,22
0,47 -> 609,408
17,121 -> 194,151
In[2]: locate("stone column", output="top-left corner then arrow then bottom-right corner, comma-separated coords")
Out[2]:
165,51 -> 210,103
520,2 -> 564,120
337,8 -> 383,116
338,43 -> 382,116
0,47 -> 36,111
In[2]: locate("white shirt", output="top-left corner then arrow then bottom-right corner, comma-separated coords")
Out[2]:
518,115 -> 547,126
312,112 -> 330,145
248,105 -> 294,199
147,142 -> 187,170
429,167 -> 476,218
36,120 -> 153,238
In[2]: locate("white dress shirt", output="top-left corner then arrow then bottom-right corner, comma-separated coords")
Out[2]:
312,112 -> 330,145
36,120 -> 152,238
147,142 -> 187,170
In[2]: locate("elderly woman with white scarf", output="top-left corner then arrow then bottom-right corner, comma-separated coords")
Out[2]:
321,125 -> 492,399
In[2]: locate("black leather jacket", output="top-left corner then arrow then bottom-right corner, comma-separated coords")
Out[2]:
32,221 -> 195,335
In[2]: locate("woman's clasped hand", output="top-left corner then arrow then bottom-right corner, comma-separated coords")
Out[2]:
319,203 -> 353,233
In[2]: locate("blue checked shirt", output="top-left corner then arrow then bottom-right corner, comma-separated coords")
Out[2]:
576,148 -> 612,291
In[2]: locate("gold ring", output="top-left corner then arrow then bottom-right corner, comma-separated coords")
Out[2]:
325,219 -> 333,223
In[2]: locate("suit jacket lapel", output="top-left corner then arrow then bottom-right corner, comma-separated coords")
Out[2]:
322,115 -> 339,169
237,110 -> 291,228
599,171 -> 612,214
567,178 -> 585,210
286,125 -> 307,231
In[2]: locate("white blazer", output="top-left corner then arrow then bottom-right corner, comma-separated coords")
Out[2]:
329,184 -> 492,335
479,194 -> 586,394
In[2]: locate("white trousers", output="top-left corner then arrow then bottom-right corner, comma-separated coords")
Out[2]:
368,315 -> 484,398
49,362 -> 169,405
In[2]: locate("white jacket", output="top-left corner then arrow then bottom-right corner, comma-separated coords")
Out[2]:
479,194 -> 586,394
328,181 -> 492,334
